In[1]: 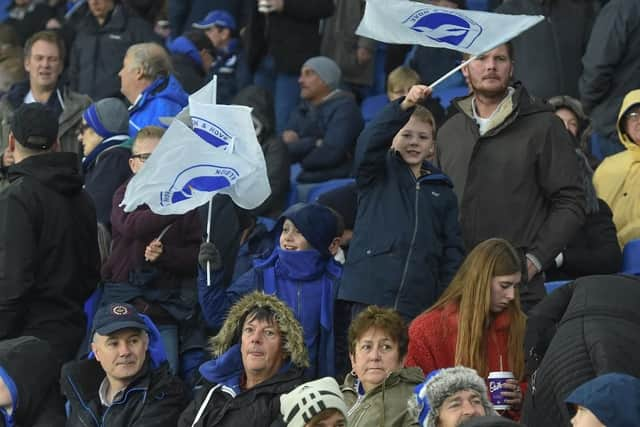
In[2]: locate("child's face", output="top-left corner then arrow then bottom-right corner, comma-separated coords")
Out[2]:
571,406 -> 605,427
391,115 -> 435,167
280,219 -> 311,251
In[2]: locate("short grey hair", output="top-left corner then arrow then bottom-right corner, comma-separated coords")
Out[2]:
126,43 -> 172,81
92,329 -> 149,344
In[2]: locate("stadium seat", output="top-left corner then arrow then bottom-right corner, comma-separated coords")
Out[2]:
622,239 -> 640,275
544,280 -> 571,294
467,0 -> 490,11
361,94 -> 388,123
306,178 -> 356,203
432,84 -> 468,109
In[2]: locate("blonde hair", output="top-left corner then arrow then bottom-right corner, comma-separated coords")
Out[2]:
426,238 -> 526,379
387,66 -> 420,94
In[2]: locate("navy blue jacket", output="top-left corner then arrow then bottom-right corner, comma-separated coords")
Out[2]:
286,91 -> 363,183
338,100 -> 465,320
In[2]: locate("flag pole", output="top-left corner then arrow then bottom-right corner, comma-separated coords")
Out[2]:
428,55 -> 476,90
206,197 -> 213,287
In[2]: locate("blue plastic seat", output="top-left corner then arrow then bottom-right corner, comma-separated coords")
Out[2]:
467,0 -> 490,11
622,239 -> 640,274
306,178 -> 356,203
432,85 -> 468,109
544,280 -> 571,294
361,94 -> 389,123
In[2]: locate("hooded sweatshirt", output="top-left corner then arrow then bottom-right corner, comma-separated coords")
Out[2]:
593,89 -> 640,247
0,336 -> 65,427
0,153 -> 100,363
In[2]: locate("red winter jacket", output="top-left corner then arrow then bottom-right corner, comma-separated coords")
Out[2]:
406,302 -> 526,418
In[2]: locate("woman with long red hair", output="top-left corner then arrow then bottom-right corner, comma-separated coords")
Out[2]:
406,238 -> 526,417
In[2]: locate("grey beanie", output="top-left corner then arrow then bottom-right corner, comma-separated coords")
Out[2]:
83,97 -> 129,138
303,56 -> 341,91
410,367 -> 496,427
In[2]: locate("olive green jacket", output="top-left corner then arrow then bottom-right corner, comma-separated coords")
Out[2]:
342,367 -> 424,427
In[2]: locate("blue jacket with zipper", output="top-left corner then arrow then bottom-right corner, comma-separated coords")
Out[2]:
128,75 -> 188,138
337,99 -> 465,320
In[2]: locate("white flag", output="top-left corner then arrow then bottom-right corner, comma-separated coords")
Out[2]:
191,75 -> 217,105
120,112 -> 270,215
356,0 -> 543,55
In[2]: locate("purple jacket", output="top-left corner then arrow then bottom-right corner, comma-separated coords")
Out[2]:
102,180 -> 201,289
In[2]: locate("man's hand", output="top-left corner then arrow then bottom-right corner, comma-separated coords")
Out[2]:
145,239 -> 163,262
282,130 -> 299,144
257,0 -> 284,12
356,47 -> 373,65
400,85 -> 432,111
2,147 -> 14,168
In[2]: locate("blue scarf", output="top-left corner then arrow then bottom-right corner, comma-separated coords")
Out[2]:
82,134 -> 129,172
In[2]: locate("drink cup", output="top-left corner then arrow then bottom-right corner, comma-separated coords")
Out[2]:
487,371 -> 515,411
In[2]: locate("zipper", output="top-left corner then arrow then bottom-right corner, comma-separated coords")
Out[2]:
394,179 -> 421,310
297,285 -> 302,320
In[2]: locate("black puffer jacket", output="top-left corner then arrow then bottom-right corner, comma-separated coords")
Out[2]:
521,274 -> 640,426
0,337 -> 66,427
68,4 -> 159,100
178,368 -> 304,427
0,153 -> 100,363
61,359 -> 187,427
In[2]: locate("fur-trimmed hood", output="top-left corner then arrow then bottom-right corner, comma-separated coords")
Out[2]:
209,291 -> 310,369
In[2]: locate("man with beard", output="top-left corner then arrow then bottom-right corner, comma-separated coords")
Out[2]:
436,43 -> 585,312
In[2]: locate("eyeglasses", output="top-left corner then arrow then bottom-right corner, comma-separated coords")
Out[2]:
130,152 -> 152,162
627,111 -> 640,124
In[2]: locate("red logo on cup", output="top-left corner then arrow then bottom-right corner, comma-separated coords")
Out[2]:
112,305 -> 129,316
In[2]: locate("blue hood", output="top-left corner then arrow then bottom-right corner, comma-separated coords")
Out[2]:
128,75 -> 188,136
565,373 -> 640,426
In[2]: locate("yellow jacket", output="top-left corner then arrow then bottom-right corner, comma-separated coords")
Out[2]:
593,89 -> 640,247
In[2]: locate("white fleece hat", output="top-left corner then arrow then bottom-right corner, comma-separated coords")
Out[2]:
280,377 -> 349,427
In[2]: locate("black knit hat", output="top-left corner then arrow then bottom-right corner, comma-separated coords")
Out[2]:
11,103 -> 58,150
279,203 -> 338,258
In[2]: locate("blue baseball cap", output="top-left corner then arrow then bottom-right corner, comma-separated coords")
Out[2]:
92,303 -> 149,336
193,10 -> 236,31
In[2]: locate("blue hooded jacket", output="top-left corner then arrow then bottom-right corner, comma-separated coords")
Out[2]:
198,204 -> 342,378
128,75 -> 188,137
565,373 -> 640,426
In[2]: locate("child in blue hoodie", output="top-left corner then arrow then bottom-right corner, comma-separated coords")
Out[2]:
198,202 -> 342,379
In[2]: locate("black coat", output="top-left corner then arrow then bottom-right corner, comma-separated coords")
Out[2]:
84,144 -> 131,227
62,359 -> 187,427
0,153 -> 100,364
244,0 -> 334,75
178,368 -> 304,427
521,275 -> 640,426
545,198 -> 622,281
171,53 -> 206,95
69,4 -> 160,100
0,337 -> 66,427
338,100 -> 465,320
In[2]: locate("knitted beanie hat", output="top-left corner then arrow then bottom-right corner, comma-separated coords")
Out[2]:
411,367 -> 495,427
302,56 -> 342,91
280,377 -> 348,427
83,97 -> 129,139
279,203 -> 338,258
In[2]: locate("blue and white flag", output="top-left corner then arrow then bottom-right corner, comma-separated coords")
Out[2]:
356,0 -> 543,55
120,108 -> 270,215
